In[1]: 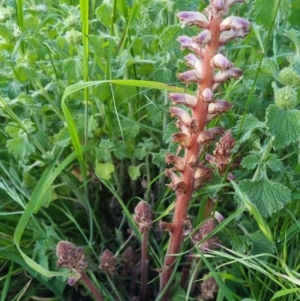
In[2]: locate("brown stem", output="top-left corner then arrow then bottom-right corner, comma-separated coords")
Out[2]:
159,15 -> 222,301
140,228 -> 149,301
80,271 -> 105,301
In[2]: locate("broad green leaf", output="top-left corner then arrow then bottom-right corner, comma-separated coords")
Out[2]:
95,162 -> 114,180
247,230 -> 275,255
95,0 -> 113,27
134,147 -> 147,160
159,25 -> 181,53
241,154 -> 260,170
97,139 -> 114,162
114,141 -> 128,159
266,105 -> 300,149
7,135 -> 36,163
284,28 -> 300,55
238,178 -> 291,217
63,57 -> 82,82
266,154 -> 284,172
153,67 -> 173,84
232,114 -> 265,144
231,181 -> 274,242
251,0 -> 291,29
128,165 -> 141,180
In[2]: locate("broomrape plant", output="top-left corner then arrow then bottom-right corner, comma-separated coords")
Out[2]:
55,1 -> 250,300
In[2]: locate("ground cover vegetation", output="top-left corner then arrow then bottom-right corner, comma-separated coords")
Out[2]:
0,0 -> 300,300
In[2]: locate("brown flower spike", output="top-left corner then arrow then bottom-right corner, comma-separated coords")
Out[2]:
160,1 -> 250,300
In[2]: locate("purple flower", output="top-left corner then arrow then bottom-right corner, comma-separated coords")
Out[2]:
185,53 -> 202,72
192,30 -> 213,48
177,11 -> 209,29
178,70 -> 203,85
211,53 -> 233,70
169,93 -> 197,108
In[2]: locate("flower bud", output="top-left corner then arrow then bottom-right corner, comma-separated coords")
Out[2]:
169,107 -> 192,124
165,153 -> 185,172
208,100 -> 233,114
185,53 -> 202,72
165,168 -> 187,194
172,132 -> 191,148
169,93 -> 197,108
210,0 -> 225,11
220,16 -> 250,33
211,53 -> 233,70
175,120 -> 190,136
99,249 -> 116,272
199,275 -> 218,300
133,201 -> 153,232
193,165 -> 212,189
192,218 -> 220,251
278,67 -> 300,87
272,82 -> 298,109
202,88 -> 215,103
56,241 -> 88,271
197,127 -> 225,144
177,35 -> 193,49
67,273 -> 81,286
213,68 -> 243,83
177,11 -> 209,29
178,69 -> 203,85
219,28 -> 237,45
192,30 -> 213,48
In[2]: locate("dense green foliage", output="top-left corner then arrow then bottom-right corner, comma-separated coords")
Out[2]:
0,0 -> 299,300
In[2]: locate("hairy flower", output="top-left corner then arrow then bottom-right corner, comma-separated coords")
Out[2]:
192,30 -> 213,48
56,241 -> 88,271
177,11 -> 209,29
193,218 -> 220,251
199,275 -> 218,300
178,69 -> 203,85
202,88 -> 215,103
185,53 -> 203,72
169,93 -> 197,108
99,249 -> 116,272
211,53 -> 233,70
206,130 -> 237,174
133,201 -> 153,232
165,168 -> 187,194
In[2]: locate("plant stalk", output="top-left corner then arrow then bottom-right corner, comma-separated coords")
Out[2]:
81,271 -> 104,301
159,15 -> 222,301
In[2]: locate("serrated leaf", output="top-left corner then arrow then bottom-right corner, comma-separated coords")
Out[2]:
95,1 -> 113,27
245,57 -> 279,82
238,178 -> 291,217
128,165 -> 141,180
163,121 -> 178,144
114,142 -> 128,159
247,230 -> 275,255
232,114 -> 265,145
15,65 -> 38,83
159,25 -> 197,54
151,148 -> 167,167
134,148 -> 147,160
251,0 -> 291,29
63,57 -> 82,82
153,67 -> 172,83
97,139 -> 114,162
95,162 -> 114,180
6,81 -> 23,98
284,29 -> 300,55
6,135 -> 36,162
266,105 -> 300,149
241,154 -> 260,170
266,154 -> 284,172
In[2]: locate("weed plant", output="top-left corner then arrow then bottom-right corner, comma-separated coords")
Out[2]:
0,0 -> 300,301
